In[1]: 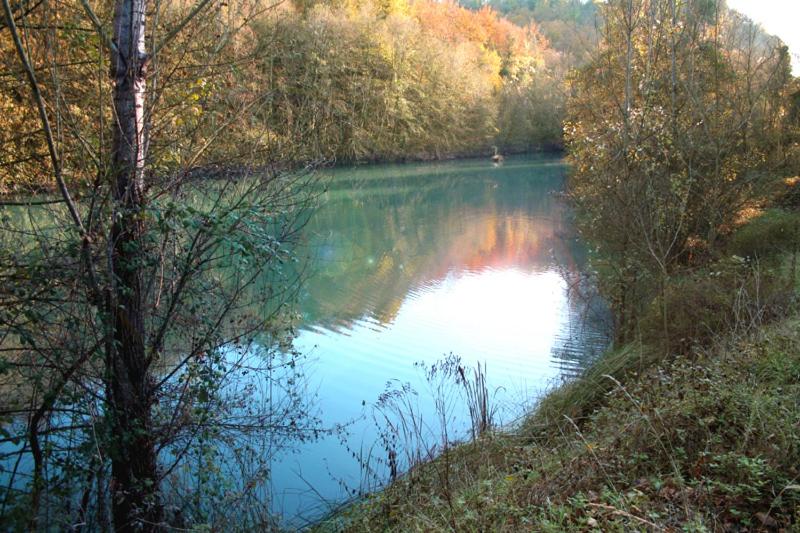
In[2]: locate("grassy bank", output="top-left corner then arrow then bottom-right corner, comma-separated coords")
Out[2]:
315,207 -> 800,532
317,318 -> 800,532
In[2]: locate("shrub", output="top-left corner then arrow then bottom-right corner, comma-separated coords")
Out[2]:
772,176 -> 800,210
639,257 -> 791,353
727,209 -> 800,261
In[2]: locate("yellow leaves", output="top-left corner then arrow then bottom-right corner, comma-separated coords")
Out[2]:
376,38 -> 394,63
479,48 -> 503,89
187,78 -> 210,103
0,93 -> 20,117
377,0 -> 407,17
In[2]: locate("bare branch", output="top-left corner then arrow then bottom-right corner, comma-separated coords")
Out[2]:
77,0 -> 120,56
152,0 -> 216,58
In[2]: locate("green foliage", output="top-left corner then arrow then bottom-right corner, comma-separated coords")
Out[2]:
638,256 -> 791,352
0,172 -> 319,528
728,209 -> 800,261
565,0 -> 795,344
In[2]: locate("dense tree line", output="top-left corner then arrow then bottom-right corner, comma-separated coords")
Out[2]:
460,0 -> 600,66
0,0 -> 568,193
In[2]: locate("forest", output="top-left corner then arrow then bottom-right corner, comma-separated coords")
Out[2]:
1,0 -> 800,530
0,0 -> 584,194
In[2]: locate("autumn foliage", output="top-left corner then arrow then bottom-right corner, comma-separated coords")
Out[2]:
0,0 -> 567,193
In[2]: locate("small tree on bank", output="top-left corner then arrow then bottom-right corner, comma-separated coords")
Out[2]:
565,0 -> 795,345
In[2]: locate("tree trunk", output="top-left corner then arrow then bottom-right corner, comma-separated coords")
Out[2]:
109,0 -> 160,528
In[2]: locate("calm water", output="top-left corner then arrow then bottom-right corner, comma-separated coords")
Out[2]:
269,154 -> 609,524
0,154 -> 609,526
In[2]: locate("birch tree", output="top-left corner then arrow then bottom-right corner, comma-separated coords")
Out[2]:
106,0 -> 161,525
1,0 -> 319,529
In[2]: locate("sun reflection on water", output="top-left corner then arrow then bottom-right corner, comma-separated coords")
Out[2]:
399,267 -> 567,362
268,156 -> 610,525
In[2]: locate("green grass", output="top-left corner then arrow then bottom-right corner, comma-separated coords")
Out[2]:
728,208 -> 800,262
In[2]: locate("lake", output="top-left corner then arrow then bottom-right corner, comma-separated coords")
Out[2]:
0,154 -> 609,527
266,154 -> 610,524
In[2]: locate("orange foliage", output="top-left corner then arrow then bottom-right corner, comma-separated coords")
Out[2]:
409,0 -> 542,59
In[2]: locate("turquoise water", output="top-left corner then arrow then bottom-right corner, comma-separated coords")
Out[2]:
268,154 -> 609,523
0,154 -> 609,526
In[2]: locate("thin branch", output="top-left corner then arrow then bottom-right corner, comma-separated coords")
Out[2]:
0,198 -> 67,206
1,0 -> 84,234
2,0 -> 104,310
77,0 -> 119,55
152,0 -> 216,58
0,0 -> 42,30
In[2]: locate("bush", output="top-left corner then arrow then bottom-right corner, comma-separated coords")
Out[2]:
727,209 -> 800,261
639,256 -> 791,353
772,176 -> 800,210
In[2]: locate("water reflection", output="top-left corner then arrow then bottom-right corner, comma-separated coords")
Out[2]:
0,155 -> 609,526
301,158 -> 578,327
268,155 -> 609,523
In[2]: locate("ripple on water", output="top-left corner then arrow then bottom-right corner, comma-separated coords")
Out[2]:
270,155 -> 610,524
295,266 -> 599,406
